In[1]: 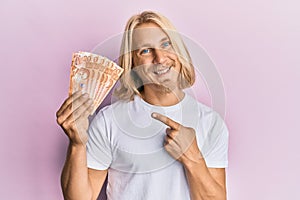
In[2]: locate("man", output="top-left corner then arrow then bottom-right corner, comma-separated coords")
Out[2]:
56,11 -> 229,200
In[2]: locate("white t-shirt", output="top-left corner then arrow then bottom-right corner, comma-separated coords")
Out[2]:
87,93 -> 229,200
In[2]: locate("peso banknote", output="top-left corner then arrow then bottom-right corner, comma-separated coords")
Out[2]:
69,51 -> 124,113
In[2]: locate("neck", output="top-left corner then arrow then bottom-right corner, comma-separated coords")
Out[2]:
141,85 -> 185,106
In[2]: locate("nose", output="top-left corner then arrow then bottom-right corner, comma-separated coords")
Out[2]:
153,49 -> 166,64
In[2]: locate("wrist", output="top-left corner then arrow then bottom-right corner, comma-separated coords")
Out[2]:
66,142 -> 87,162
69,141 -> 87,151
182,153 -> 206,170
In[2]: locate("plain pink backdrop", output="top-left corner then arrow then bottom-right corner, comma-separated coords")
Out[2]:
1,0 -> 299,199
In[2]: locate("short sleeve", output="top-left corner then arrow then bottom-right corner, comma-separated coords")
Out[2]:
201,112 -> 229,168
86,110 -> 112,170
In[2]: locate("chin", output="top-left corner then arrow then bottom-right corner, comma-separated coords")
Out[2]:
153,82 -> 177,94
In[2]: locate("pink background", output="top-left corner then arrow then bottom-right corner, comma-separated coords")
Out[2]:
1,0 -> 299,199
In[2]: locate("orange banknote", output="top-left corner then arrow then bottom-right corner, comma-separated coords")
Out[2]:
69,51 -> 124,113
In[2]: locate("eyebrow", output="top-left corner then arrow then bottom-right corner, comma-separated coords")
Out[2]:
160,37 -> 169,42
135,37 -> 169,50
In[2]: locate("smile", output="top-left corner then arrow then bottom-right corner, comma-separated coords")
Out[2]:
153,67 -> 171,75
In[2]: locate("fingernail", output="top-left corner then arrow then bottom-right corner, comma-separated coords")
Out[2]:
151,113 -> 157,118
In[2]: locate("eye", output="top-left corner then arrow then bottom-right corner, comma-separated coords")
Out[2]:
162,41 -> 171,48
140,48 -> 151,55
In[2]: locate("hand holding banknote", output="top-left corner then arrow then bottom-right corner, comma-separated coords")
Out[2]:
56,91 -> 93,145
56,51 -> 123,145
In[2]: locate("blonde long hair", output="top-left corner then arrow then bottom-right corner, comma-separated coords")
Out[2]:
114,11 -> 195,100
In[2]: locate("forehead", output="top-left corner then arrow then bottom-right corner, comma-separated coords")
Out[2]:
132,23 -> 169,50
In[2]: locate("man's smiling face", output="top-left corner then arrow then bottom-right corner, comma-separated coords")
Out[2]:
132,22 -> 182,92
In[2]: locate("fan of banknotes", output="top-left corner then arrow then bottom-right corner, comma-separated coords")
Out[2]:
69,51 -> 124,113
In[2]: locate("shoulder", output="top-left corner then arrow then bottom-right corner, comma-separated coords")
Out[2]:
87,100 -> 131,139
92,99 -> 128,118
184,94 -> 228,135
184,94 -> 219,119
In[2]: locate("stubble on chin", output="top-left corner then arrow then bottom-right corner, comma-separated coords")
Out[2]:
154,84 -> 172,94
151,79 -> 179,94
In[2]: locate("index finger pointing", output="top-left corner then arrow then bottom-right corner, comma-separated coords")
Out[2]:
151,112 -> 181,130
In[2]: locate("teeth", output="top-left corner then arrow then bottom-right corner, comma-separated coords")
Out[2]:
154,67 -> 171,75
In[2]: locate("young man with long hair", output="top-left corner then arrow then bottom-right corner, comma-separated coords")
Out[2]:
57,11 -> 228,200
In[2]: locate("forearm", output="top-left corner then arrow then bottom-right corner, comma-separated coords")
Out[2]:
61,142 -> 93,200
184,159 -> 226,200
